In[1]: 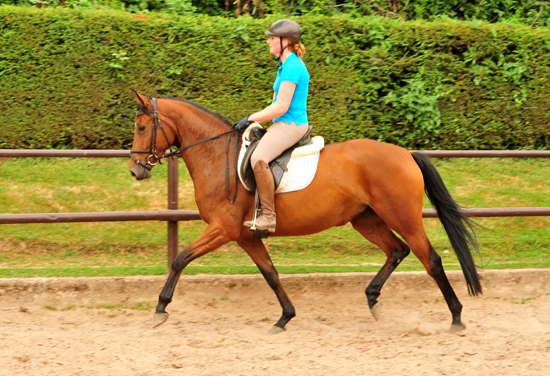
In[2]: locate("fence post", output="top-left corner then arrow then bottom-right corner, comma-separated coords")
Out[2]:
167,156 -> 179,271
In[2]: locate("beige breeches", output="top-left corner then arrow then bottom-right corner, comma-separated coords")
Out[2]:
251,121 -> 309,168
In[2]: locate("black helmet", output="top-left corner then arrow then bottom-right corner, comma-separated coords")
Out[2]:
265,19 -> 302,44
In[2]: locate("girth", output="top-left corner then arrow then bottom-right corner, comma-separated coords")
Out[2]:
240,125 -> 314,192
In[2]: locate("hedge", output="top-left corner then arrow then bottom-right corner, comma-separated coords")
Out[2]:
2,1 -> 550,27
1,6 -> 549,150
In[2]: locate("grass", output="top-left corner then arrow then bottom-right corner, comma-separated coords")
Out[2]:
43,302 -> 155,313
1,157 -> 550,277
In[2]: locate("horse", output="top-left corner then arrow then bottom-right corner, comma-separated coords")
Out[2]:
128,90 -> 482,333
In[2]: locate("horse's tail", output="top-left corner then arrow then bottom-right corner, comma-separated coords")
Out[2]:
412,152 -> 482,296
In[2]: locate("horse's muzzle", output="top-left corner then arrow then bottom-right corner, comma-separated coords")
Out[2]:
129,164 -> 152,180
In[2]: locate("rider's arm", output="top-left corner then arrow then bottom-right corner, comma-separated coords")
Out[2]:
248,81 -> 296,124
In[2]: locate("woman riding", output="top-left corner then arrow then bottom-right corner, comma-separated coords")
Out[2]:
236,19 -> 310,233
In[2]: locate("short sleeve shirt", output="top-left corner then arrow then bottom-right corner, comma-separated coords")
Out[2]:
273,53 -> 310,125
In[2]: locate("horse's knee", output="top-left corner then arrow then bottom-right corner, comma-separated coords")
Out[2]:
391,245 -> 410,263
171,249 -> 193,272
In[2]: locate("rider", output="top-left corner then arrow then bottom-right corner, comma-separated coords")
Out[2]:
236,19 -> 310,233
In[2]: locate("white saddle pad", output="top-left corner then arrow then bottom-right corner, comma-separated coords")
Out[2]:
237,123 -> 325,194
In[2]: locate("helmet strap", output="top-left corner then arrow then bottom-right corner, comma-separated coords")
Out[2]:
279,37 -> 287,60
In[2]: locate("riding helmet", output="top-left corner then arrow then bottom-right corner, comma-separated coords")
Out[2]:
265,19 -> 302,44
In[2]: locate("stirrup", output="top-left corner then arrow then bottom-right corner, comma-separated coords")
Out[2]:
244,210 -> 260,231
244,189 -> 262,231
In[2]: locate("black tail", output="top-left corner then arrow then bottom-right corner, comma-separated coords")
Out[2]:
412,152 -> 482,296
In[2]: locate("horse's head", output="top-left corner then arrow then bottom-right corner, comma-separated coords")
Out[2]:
129,90 -> 176,180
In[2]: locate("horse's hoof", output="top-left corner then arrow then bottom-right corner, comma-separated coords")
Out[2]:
370,302 -> 383,321
268,326 -> 286,335
449,323 -> 466,333
152,312 -> 169,328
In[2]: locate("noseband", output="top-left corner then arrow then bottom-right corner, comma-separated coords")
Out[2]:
130,97 -> 239,203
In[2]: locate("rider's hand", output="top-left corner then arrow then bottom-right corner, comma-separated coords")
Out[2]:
236,116 -> 253,133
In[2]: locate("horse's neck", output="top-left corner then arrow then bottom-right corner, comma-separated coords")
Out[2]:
173,103 -> 234,192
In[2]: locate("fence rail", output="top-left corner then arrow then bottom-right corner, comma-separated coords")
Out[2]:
2,149 -> 550,267
3,150 -> 550,158
3,208 -> 550,224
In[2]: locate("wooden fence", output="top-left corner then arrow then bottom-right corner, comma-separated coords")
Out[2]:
1,149 -> 550,268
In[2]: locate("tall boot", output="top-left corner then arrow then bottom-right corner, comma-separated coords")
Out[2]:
244,160 -> 277,232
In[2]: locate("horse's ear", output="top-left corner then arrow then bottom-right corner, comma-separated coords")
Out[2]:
131,89 -> 151,109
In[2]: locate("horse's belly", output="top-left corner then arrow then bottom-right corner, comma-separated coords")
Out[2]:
274,192 -> 366,236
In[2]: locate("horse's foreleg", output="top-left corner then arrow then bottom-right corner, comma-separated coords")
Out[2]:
237,238 -> 295,333
351,210 -> 410,321
153,226 -> 230,328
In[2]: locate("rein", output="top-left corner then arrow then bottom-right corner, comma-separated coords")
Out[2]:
130,97 -> 239,203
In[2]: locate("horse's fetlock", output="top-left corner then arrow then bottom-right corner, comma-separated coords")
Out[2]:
158,294 -> 172,306
285,308 -> 296,319
366,286 -> 381,298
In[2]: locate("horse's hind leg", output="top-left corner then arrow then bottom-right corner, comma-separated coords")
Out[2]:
405,234 -> 465,330
384,217 -> 466,330
237,238 -> 295,334
153,224 -> 230,328
351,208 -> 411,321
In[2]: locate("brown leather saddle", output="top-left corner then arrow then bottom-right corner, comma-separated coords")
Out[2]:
240,125 -> 314,192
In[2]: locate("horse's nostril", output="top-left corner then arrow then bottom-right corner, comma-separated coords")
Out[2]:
130,170 -> 136,178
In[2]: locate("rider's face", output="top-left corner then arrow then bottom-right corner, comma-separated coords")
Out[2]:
266,36 -> 286,57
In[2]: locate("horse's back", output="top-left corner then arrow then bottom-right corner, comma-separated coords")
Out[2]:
318,138 -> 422,186
324,138 -> 414,164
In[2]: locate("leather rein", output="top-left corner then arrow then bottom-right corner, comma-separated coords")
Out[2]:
130,97 -> 239,203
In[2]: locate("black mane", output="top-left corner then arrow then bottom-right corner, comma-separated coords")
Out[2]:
157,96 -> 233,128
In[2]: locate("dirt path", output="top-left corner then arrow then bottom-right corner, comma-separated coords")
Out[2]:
1,269 -> 550,376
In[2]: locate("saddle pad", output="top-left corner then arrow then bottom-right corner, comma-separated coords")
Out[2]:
238,124 -> 324,194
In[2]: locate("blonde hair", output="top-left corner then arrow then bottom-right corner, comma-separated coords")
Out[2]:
284,38 -> 306,59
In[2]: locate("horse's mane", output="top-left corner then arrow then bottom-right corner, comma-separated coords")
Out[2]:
157,96 -> 233,128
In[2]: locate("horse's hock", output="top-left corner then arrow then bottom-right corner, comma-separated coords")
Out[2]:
1,269 -> 549,308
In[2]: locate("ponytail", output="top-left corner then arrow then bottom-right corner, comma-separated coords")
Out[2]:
292,42 -> 306,59
284,38 -> 306,59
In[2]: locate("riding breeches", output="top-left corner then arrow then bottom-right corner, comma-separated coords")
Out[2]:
250,121 -> 309,169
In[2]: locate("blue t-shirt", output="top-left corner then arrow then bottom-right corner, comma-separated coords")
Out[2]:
273,53 -> 310,125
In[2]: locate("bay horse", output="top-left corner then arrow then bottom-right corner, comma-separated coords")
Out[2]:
129,90 -> 481,333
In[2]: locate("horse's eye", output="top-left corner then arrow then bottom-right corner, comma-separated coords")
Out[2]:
138,126 -> 146,132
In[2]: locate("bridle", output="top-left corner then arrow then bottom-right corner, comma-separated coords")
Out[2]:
130,97 -> 239,203
130,98 -> 171,171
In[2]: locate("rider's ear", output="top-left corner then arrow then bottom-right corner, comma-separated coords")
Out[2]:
131,89 -> 152,110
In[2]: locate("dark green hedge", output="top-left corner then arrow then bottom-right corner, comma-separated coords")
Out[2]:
1,6 -> 549,150
2,1 -> 550,27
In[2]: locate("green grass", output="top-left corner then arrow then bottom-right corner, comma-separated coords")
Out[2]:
43,302 -> 155,312
1,157 -> 550,278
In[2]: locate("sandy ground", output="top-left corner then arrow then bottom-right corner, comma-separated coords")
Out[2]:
1,269 -> 550,376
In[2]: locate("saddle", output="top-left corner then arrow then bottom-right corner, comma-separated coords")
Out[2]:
240,124 -> 315,192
